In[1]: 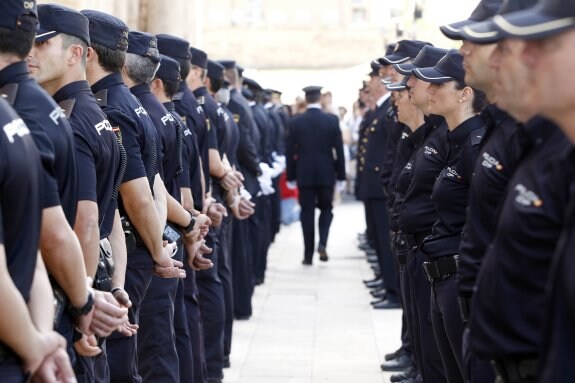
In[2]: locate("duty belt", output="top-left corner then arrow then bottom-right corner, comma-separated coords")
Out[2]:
394,233 -> 409,265
491,358 -> 538,383
405,231 -> 430,249
422,255 -> 458,282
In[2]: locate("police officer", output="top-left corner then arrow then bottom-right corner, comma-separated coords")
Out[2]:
0,86 -> 74,381
30,5 -> 131,381
286,85 -> 346,265
81,11 -> 187,382
466,3 -> 575,382
498,1 -> 575,380
1,1 -> 126,368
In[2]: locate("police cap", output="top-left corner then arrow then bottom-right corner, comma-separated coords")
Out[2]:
207,60 -> 224,81
394,46 -> 449,75
36,4 -> 89,45
81,10 -> 128,51
440,0 -> 503,40
368,60 -> 382,77
190,47 -> 208,69
219,60 -> 236,70
386,75 -> 410,91
156,34 -> 191,61
378,40 -> 433,65
413,49 -> 465,84
237,64 -> 245,77
461,0 -> 539,44
243,77 -> 263,91
156,54 -> 181,83
490,0 -> 574,40
0,0 -> 38,32
302,86 -> 322,97
127,31 -> 160,63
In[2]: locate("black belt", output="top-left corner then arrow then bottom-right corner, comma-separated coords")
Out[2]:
422,255 -> 458,282
394,233 -> 410,265
491,358 -> 538,383
405,231 -> 431,249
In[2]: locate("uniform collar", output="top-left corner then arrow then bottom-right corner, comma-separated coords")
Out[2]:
410,120 -> 431,147
53,80 -> 92,104
521,117 -> 558,147
376,92 -> 391,108
0,61 -> 30,88
481,103 -> 512,129
163,101 -> 175,112
193,86 -> 208,97
130,82 -> 151,97
448,115 -> 484,146
425,113 -> 445,128
248,100 -> 256,107
91,72 -> 125,94
307,103 -> 321,109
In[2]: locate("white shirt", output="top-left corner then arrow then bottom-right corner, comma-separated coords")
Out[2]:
307,103 -> 321,110
376,92 -> 392,108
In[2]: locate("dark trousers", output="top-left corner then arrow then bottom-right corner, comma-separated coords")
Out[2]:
397,258 -> 415,365
0,357 -> 25,383
254,195 -> 272,282
108,248 -> 153,383
462,327 -> 495,383
431,275 -> 465,383
365,198 -> 397,301
183,263 -> 207,383
174,277 -> 194,383
401,252 -> 421,374
270,177 -> 281,242
196,232 -> 225,380
217,215 -> 234,360
363,202 -> 374,247
231,216 -> 254,318
76,338 -> 110,383
409,247 -> 447,383
298,186 -> 334,262
137,244 -> 182,383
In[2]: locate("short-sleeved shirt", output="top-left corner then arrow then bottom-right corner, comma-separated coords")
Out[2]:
470,121 -> 574,360
457,105 -> 521,298
220,103 -> 240,169
0,97 -> 43,302
131,83 -> 182,202
0,61 -> 78,225
53,80 -> 121,239
422,115 -> 485,259
174,82 -> 215,192
398,116 -> 448,235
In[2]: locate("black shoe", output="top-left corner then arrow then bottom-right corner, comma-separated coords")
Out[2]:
235,315 -> 251,320
367,257 -> 379,265
372,299 -> 401,310
370,289 -> 387,299
390,365 -> 415,382
381,352 -> 411,371
365,279 -> 384,289
255,278 -> 264,286
207,377 -> 222,383
223,356 -> 231,368
366,248 -> 377,256
363,277 -> 380,285
358,242 -> 374,251
302,259 -> 313,265
385,346 -> 404,361
318,246 -> 329,262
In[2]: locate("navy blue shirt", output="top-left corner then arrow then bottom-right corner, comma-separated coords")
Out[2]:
0,62 -> 78,225
131,83 -> 182,202
398,116 -> 448,235
252,102 -> 274,164
457,105 -> 521,298
470,122 -> 574,360
540,168 -> 575,382
422,115 -> 485,259
221,103 -> 240,169
194,86 -> 226,157
0,97 -> 43,302
53,81 -> 121,239
174,82 -> 215,192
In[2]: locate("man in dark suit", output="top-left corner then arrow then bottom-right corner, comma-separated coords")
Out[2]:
286,86 -> 345,265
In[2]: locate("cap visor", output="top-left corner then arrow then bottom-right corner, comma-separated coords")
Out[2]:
386,81 -> 406,91
413,67 -> 454,83
381,77 -> 393,84
440,19 -> 473,40
379,54 -> 410,65
35,29 -> 59,43
461,20 -> 502,44
394,62 -> 416,75
493,6 -> 575,39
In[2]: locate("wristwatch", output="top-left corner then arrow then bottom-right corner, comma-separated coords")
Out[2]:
181,210 -> 196,234
67,292 -> 94,318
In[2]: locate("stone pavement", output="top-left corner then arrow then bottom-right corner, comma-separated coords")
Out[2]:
224,200 -> 402,383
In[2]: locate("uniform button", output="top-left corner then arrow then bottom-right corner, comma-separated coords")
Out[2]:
359,166 -> 364,171
362,138 -> 368,143
370,127 -> 375,132
375,166 -> 380,172
360,158 -> 365,164
373,119 -> 378,124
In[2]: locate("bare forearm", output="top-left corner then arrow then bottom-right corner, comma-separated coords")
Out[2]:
153,174 -> 168,227
209,149 -> 226,178
167,193 -> 191,227
181,187 -> 194,211
74,201 -> 100,279
110,210 -> 127,289
28,254 -> 56,332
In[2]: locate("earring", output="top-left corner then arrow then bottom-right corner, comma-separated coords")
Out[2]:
458,99 -> 462,103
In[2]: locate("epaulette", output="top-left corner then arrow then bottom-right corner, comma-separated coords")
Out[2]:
58,99 -> 76,119
172,92 -> 184,101
0,83 -> 19,106
233,114 -> 240,123
94,89 -> 108,107
197,96 -> 205,105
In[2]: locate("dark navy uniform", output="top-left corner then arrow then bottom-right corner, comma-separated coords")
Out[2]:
422,115 -> 485,383
286,102 -> 345,263
457,105 -> 519,383
470,122 -> 574,383
398,118 -> 447,383
356,94 -> 398,303
0,98 -> 43,382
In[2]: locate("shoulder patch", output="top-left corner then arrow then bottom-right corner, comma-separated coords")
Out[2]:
233,114 -> 240,123
58,99 -> 76,119
197,96 -> 205,105
172,92 -> 184,101
94,89 -> 108,107
0,83 -> 19,106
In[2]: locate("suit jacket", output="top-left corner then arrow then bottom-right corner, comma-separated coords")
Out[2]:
357,96 -> 393,200
286,107 -> 345,188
